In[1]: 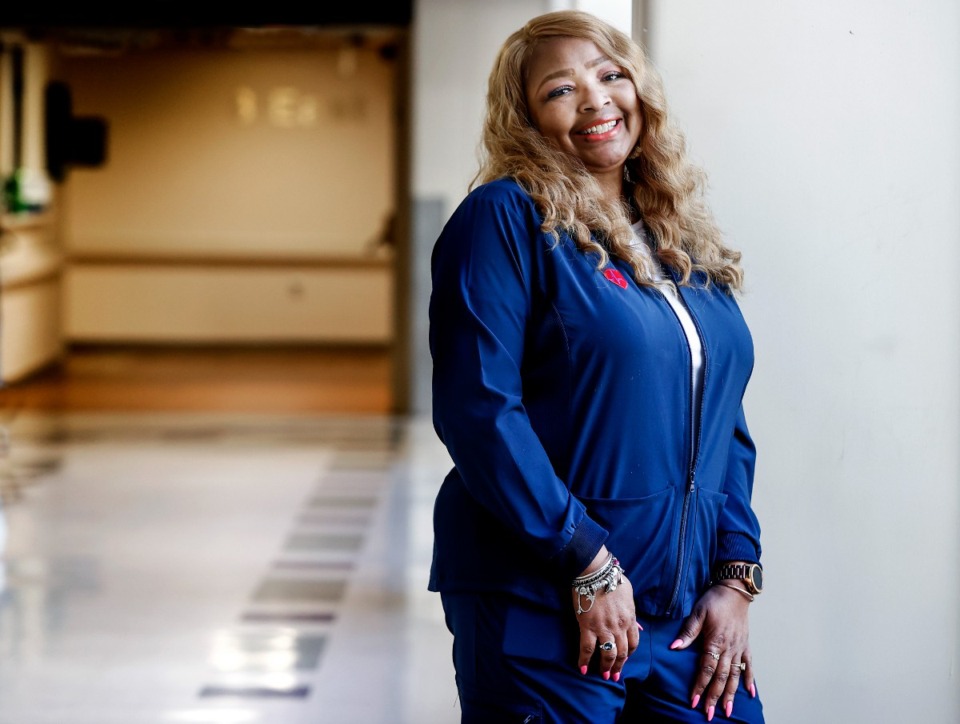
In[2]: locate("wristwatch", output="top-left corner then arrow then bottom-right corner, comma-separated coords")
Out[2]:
713,562 -> 764,595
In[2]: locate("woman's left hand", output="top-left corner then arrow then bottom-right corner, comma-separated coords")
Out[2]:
669,585 -> 756,721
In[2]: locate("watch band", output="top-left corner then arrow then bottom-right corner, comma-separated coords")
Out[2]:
714,563 -> 763,594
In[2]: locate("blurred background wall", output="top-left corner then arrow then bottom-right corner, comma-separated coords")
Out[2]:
59,41 -> 396,344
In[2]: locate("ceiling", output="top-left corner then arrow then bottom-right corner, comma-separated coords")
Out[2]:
0,3 -> 413,29
0,4 -> 412,55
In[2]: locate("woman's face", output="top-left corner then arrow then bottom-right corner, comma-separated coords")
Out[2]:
525,37 -> 642,188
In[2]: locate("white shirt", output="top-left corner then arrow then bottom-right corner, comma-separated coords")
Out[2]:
629,220 -> 705,441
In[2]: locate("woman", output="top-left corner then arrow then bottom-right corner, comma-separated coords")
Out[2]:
428,10 -> 764,723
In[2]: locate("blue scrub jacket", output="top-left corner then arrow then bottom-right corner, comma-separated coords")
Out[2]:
428,179 -> 761,619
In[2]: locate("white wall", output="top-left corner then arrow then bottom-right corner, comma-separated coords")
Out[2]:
650,2 -> 960,721
412,0 -> 550,216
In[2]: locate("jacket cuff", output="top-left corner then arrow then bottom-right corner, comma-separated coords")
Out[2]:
716,532 -> 761,566
553,515 -> 608,581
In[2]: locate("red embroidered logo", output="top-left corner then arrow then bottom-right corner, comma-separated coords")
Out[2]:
603,268 -> 628,289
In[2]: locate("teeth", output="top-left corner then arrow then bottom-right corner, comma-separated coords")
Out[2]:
581,120 -> 617,135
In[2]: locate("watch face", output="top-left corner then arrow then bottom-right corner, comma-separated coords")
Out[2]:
750,565 -> 763,592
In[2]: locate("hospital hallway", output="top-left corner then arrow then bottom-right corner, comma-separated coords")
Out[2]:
0,347 -> 459,724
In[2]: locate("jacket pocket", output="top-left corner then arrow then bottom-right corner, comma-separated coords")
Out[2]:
579,487 -> 678,608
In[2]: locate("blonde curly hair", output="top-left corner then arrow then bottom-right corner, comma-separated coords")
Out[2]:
474,9 -> 743,290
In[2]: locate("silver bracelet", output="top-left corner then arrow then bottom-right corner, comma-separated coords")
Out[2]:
572,553 -> 614,587
572,554 -> 624,615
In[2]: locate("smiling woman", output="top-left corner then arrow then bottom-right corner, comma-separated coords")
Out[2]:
524,37 -> 642,196
428,9 -> 767,724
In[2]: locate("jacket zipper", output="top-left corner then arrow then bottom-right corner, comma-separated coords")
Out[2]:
663,282 -> 707,616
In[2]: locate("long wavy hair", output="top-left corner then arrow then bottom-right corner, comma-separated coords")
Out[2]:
473,10 -> 743,289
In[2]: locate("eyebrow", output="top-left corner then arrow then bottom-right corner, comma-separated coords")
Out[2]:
536,56 -> 610,91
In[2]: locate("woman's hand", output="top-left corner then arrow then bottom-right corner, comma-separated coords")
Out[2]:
571,549 -> 641,682
669,584 -> 756,720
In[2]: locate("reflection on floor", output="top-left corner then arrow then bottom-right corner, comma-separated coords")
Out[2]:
0,346 -> 393,414
0,411 -> 458,724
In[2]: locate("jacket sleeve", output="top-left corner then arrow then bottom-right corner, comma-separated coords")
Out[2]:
429,186 -> 608,579
716,403 -> 762,564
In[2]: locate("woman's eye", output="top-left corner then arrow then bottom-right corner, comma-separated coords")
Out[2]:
546,85 -> 573,99
603,71 -> 625,82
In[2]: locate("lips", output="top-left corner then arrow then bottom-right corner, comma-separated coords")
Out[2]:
576,118 -> 620,136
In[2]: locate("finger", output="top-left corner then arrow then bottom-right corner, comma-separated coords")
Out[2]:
577,628 -> 596,674
702,649 -> 734,722
742,650 -> 757,698
626,619 -> 641,656
596,633 -> 619,680
689,647 -> 720,712
670,606 -> 704,650
721,657 -> 745,718
610,631 -> 630,682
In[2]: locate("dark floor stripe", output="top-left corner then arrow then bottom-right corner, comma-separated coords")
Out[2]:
253,578 -> 347,603
273,560 -> 355,571
297,512 -> 372,526
284,532 -> 364,552
241,611 -> 337,623
199,684 -> 311,699
307,495 -> 378,508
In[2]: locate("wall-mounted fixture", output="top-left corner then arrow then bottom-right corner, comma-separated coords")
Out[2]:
44,80 -> 108,182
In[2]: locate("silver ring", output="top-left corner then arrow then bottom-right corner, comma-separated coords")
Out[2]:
599,641 -> 616,652
707,651 -> 720,661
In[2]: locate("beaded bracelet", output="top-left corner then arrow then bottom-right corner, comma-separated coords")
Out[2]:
572,554 -> 624,615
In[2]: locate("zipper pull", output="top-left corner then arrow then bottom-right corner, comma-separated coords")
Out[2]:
688,470 -> 696,492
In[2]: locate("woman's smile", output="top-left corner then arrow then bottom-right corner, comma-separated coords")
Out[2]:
525,37 -> 641,192
575,118 -> 622,140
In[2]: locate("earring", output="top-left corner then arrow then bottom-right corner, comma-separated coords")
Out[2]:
623,164 -> 634,184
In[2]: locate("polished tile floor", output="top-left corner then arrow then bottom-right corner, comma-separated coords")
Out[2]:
0,411 -> 459,724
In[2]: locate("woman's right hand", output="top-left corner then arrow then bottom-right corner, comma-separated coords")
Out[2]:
572,549 -> 641,681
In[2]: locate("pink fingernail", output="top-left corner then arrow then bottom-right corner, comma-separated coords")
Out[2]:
613,672 -> 620,682
707,705 -> 715,722
602,671 -> 610,681
580,665 -> 588,675
725,701 -> 733,718
637,622 -> 644,631
691,694 -> 700,709
670,638 -> 684,650
750,683 -> 756,698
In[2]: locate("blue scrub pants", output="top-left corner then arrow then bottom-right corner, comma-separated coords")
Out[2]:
441,592 -> 765,723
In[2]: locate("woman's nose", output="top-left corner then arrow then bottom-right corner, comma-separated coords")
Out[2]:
579,83 -> 611,112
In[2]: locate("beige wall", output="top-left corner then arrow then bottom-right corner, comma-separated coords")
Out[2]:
64,263 -> 392,344
60,45 -> 396,258
55,42 -> 397,343
0,215 -> 63,381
